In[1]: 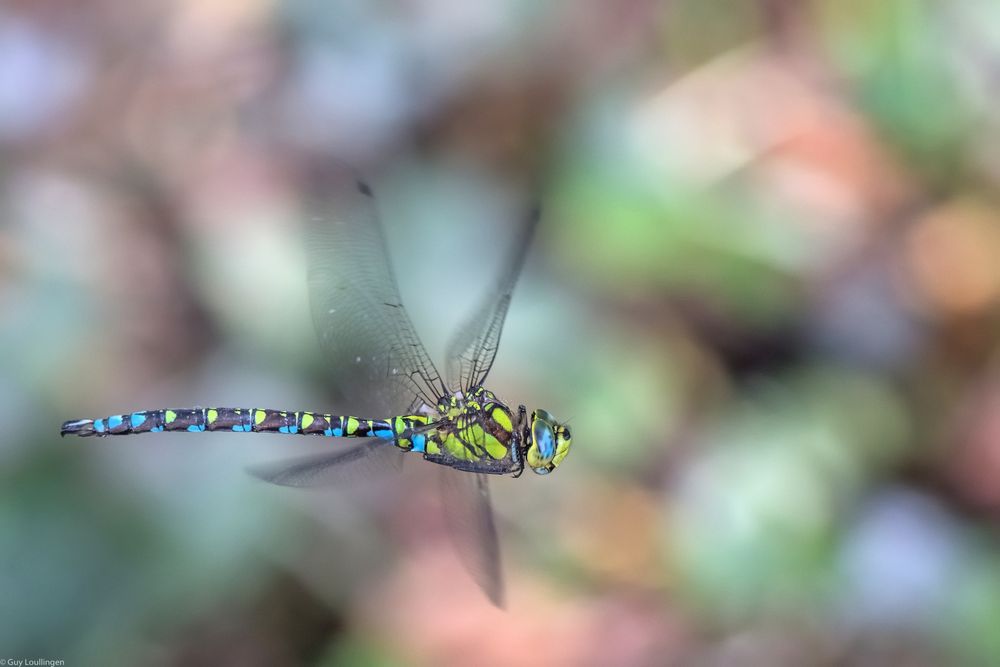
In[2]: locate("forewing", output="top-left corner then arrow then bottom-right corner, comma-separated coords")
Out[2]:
445,204 -> 540,392
304,161 -> 447,415
439,469 -> 505,607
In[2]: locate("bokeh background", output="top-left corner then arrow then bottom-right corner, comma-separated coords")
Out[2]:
4,1 -> 1000,665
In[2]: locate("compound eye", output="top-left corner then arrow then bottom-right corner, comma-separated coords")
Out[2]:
534,408 -> 554,423
532,420 -> 556,461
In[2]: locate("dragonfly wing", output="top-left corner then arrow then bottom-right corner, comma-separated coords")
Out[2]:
445,203 -> 540,393
303,160 -> 447,415
439,468 -> 505,607
248,440 -> 405,488
301,161 -> 509,606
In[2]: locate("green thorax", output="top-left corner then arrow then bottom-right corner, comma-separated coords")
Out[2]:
419,387 -> 522,476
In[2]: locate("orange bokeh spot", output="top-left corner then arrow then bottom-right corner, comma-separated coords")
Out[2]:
904,201 -> 1000,316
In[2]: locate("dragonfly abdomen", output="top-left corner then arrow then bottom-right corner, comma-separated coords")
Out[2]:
60,408 -> 431,445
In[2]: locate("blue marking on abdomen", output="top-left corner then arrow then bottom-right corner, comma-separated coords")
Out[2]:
130,412 -> 146,428
232,424 -> 251,432
278,425 -> 299,434
108,415 -> 123,430
151,425 -> 164,432
187,424 -> 205,432
373,429 -> 394,440
412,434 -> 426,452
324,427 -> 344,437
94,419 -> 106,433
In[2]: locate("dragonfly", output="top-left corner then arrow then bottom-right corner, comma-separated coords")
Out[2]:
60,163 -> 572,606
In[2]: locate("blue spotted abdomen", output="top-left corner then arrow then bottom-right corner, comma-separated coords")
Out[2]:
60,408 -> 431,450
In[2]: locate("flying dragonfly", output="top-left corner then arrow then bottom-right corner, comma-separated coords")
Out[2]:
61,163 -> 572,606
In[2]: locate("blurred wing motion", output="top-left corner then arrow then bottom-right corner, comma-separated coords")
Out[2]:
258,161 -> 508,605
440,469 -> 505,607
445,204 -> 540,393
438,203 -> 540,604
248,441 -> 406,488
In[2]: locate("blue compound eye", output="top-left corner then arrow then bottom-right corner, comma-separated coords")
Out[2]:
527,410 -> 558,474
533,420 -> 556,460
526,409 -> 572,475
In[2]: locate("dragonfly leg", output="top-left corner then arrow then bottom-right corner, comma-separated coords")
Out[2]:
511,405 -> 528,477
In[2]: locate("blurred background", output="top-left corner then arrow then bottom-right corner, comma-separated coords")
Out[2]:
3,0 -> 1000,665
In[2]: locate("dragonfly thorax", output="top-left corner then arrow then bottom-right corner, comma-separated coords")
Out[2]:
428,388 -> 571,477
420,387 -> 522,476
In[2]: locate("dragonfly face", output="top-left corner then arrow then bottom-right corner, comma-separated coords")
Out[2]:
526,408 -> 572,475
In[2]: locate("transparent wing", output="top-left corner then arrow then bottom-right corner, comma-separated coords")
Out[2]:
445,204 -> 540,392
297,161 -> 509,607
303,160 -> 448,415
247,441 -> 406,487
249,163 -> 443,489
439,468 -> 505,607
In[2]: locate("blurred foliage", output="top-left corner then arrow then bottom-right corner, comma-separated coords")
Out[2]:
3,0 -> 1000,665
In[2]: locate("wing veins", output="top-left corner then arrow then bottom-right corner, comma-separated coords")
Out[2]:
446,205 -> 540,392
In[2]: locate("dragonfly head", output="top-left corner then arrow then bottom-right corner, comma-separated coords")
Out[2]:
525,408 -> 571,475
